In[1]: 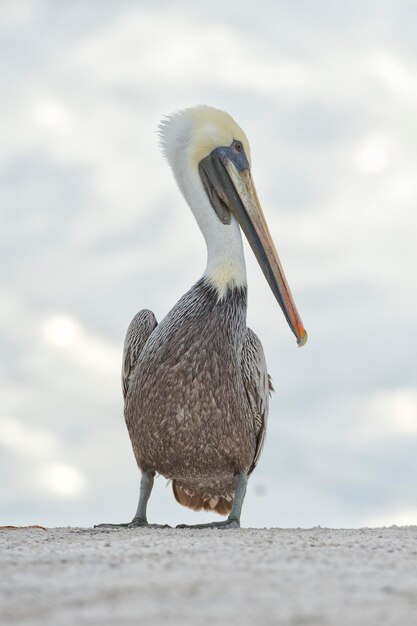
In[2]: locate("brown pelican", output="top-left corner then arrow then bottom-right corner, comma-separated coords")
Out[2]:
97,105 -> 307,530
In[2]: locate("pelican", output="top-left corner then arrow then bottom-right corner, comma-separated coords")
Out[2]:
97,105 -> 307,530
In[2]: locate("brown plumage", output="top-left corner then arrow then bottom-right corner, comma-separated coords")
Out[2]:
123,279 -> 272,515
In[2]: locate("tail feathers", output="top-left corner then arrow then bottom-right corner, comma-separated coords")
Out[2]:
172,481 -> 232,516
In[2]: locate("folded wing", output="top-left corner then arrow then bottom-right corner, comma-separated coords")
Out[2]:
122,309 -> 158,399
241,328 -> 274,475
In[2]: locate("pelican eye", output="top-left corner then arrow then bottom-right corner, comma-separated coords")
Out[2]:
234,141 -> 243,153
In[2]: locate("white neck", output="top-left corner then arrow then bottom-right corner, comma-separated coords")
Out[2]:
160,109 -> 247,298
175,163 -> 247,298
204,214 -> 247,297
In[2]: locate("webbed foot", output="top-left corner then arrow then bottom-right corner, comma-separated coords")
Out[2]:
176,518 -> 240,530
128,517 -> 171,529
94,522 -> 130,528
95,518 -> 171,529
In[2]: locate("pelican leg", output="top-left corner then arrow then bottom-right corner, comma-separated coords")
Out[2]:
95,470 -> 170,529
177,471 -> 248,530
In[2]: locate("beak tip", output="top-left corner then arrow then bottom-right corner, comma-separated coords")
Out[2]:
297,330 -> 308,348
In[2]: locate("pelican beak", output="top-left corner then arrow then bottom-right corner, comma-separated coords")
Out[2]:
199,148 -> 307,347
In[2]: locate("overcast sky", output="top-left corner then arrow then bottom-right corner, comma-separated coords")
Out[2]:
1,0 -> 416,528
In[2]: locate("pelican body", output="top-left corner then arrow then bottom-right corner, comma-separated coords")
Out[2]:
97,106 -> 307,530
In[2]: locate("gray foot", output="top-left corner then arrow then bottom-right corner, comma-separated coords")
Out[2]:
176,518 -> 240,530
128,517 -> 150,528
95,518 -> 171,529
94,522 -> 131,528
141,524 -> 171,529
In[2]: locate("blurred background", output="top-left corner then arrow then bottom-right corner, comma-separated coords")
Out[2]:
1,0 -> 416,529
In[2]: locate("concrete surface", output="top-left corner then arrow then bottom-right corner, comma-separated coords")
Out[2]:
1,526 -> 417,625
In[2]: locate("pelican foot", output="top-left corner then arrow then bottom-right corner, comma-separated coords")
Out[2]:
128,517 -> 171,529
94,522 -> 130,529
94,518 -> 171,529
176,518 -> 240,530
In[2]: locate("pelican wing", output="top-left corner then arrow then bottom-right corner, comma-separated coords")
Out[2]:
122,309 -> 158,399
241,328 -> 274,475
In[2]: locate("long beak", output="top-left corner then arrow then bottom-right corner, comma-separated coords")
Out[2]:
200,150 -> 307,347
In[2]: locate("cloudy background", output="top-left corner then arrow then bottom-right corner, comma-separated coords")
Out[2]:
1,0 -> 416,528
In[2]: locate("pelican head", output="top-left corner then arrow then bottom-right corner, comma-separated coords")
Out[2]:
159,105 -> 307,347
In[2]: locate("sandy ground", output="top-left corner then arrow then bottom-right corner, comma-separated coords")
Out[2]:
1,526 -> 416,626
